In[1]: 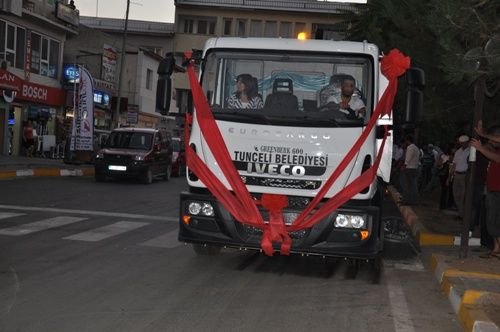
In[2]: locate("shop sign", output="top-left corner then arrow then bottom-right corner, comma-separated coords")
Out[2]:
56,2 -> 79,27
63,65 -> 80,84
0,69 -> 22,91
93,78 -> 116,94
0,69 -> 65,106
127,104 -> 139,124
93,90 -> 110,108
19,81 -> 65,106
102,44 -> 117,83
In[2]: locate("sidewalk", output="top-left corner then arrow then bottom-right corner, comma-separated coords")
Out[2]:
389,185 -> 500,332
0,155 -> 94,179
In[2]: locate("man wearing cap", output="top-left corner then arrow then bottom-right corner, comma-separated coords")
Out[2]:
449,135 -> 471,219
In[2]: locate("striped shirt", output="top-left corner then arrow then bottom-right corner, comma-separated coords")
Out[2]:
226,94 -> 264,109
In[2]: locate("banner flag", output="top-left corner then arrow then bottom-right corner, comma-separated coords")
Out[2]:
70,66 -> 94,151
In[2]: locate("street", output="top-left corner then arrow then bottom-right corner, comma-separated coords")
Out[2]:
0,177 -> 461,332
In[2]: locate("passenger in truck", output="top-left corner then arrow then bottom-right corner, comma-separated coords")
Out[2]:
226,74 -> 264,109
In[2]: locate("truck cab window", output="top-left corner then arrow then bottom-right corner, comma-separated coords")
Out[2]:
202,51 -> 373,127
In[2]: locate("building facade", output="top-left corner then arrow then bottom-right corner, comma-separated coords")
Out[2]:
0,0 -> 78,156
76,16 -> 175,130
171,0 -> 358,114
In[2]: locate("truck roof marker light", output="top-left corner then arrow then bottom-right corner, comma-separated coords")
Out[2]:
297,32 -> 307,40
360,230 -> 369,241
182,215 -> 191,225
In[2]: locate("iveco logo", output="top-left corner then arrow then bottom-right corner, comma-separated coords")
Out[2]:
227,127 -> 333,141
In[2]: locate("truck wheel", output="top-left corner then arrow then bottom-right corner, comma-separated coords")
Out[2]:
95,171 -> 106,182
163,164 -> 172,181
143,168 -> 153,184
192,244 -> 221,256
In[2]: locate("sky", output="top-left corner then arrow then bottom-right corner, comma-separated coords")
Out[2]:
76,0 -> 367,23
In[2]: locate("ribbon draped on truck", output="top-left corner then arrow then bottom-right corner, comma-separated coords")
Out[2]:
184,49 -> 410,256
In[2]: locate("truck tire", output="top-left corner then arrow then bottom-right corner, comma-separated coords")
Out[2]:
192,244 -> 221,256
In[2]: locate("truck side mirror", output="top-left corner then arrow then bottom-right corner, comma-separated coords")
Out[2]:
156,53 -> 175,115
402,67 -> 425,129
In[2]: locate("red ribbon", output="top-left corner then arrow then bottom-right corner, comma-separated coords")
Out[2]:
183,49 -> 410,255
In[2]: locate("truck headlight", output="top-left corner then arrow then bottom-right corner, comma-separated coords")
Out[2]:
188,202 -> 215,216
188,202 -> 202,215
334,214 -> 366,229
201,203 -> 214,217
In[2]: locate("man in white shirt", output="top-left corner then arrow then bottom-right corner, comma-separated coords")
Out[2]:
449,135 -> 471,218
326,78 -> 366,120
400,135 -> 420,205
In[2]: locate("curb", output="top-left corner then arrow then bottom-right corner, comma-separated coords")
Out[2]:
0,167 -> 94,179
431,254 -> 500,332
387,186 -> 479,247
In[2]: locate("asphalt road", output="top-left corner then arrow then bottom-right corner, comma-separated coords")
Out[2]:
0,176 -> 461,332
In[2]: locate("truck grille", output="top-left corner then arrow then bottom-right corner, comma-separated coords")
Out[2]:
241,176 -> 321,190
240,209 -> 310,239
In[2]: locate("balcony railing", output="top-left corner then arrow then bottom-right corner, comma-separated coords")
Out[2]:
175,0 -> 361,13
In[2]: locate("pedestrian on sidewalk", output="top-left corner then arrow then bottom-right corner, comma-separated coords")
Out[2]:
471,122 -> 500,259
22,120 -> 35,157
400,135 -> 420,205
448,135 -> 470,219
438,147 -> 455,210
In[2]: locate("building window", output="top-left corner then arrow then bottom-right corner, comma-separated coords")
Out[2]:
250,20 -> 262,37
146,69 -> 153,90
264,21 -> 277,38
280,22 -> 292,38
237,19 -> 246,37
0,20 -> 25,69
198,20 -> 208,34
183,18 -> 194,33
223,18 -> 232,35
208,21 -> 215,35
30,32 -> 60,78
295,22 -> 306,39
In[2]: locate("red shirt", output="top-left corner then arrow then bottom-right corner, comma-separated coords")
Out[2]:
486,161 -> 500,192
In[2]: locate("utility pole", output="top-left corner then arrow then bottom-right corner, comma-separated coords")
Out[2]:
113,0 -> 130,128
460,75 -> 486,258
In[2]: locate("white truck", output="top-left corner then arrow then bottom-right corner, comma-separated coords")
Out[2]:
157,37 -> 423,260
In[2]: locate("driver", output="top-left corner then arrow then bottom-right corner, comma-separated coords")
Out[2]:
326,77 -> 366,120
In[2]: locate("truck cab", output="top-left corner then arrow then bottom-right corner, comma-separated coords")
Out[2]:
159,37 -> 423,259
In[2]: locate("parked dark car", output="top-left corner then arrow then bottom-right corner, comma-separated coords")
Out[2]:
94,127 -> 173,184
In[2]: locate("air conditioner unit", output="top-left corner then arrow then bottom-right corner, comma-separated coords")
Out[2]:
0,0 -> 22,16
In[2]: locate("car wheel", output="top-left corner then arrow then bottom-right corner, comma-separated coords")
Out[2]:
143,167 -> 153,184
95,171 -> 106,182
192,244 -> 221,256
163,164 -> 172,181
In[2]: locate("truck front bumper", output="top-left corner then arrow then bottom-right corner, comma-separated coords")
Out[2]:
178,191 -> 383,259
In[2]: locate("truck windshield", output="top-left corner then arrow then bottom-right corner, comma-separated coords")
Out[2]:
106,132 -> 153,150
202,50 -> 373,127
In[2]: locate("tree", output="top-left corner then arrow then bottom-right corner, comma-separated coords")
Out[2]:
346,0 -> 500,146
